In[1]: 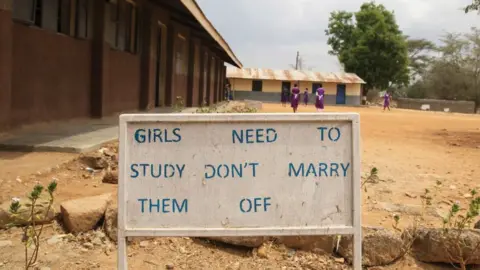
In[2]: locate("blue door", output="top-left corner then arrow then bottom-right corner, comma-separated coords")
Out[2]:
336,84 -> 346,104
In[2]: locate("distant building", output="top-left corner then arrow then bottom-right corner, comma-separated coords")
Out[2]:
0,0 -> 241,131
227,68 -> 365,105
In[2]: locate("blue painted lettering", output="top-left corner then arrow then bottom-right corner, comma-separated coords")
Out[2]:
317,127 -> 341,142
289,163 -> 304,177
204,163 -> 259,179
232,128 -> 278,144
138,198 -> 188,213
138,198 -> 148,213
341,163 -> 350,177
173,199 -> 188,213
288,162 -> 351,177
240,197 -> 272,213
130,163 -> 186,179
133,128 -> 182,143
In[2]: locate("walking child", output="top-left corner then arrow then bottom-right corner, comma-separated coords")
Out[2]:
303,88 -> 309,106
291,84 -> 300,113
315,87 -> 325,112
383,91 -> 392,111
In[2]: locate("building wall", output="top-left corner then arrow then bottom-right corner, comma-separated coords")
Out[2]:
0,0 -> 230,131
11,23 -> 92,125
397,98 -> 475,114
105,50 -> 141,114
0,9 -> 12,129
230,78 -> 362,105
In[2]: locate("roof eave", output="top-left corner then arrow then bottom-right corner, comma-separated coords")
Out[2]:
179,0 -> 243,68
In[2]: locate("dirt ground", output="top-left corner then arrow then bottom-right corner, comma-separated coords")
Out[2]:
0,104 -> 479,270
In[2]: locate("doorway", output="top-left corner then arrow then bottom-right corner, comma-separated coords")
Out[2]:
312,83 -> 322,94
336,84 -> 346,104
154,26 -> 163,107
281,81 -> 291,92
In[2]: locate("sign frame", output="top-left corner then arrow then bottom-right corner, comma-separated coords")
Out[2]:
118,113 -> 362,270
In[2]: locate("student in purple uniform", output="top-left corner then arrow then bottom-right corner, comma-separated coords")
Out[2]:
315,87 -> 325,112
303,88 -> 309,106
383,91 -> 392,111
291,84 -> 300,113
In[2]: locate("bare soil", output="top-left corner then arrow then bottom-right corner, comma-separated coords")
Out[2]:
0,104 -> 479,269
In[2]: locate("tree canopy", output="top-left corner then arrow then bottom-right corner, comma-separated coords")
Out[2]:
325,2 -> 409,93
465,0 -> 479,13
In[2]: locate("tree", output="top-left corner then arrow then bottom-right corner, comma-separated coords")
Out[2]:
325,2 -> 410,95
406,37 -> 436,79
465,0 -> 479,13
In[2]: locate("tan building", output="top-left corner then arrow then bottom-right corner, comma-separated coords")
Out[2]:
226,68 -> 365,105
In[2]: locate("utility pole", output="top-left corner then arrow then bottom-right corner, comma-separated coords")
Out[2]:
295,51 -> 299,70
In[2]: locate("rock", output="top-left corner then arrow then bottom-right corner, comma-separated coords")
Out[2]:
139,241 -> 149,248
256,244 -> 269,258
82,242 -> 94,249
61,193 -> 112,233
79,153 -> 109,169
449,185 -> 457,190
475,220 -> 480,229
463,193 -> 473,199
275,236 -> 336,254
102,169 -> 118,184
166,264 -> 174,269
334,257 -> 345,263
207,236 -> 270,248
338,226 -> 404,267
0,195 -> 56,229
0,240 -> 12,247
408,228 -> 480,265
104,193 -> 118,242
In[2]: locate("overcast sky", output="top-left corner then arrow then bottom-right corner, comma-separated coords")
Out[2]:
196,0 -> 478,72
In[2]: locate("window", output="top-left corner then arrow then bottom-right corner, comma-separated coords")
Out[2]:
75,0 -> 88,38
107,0 -> 138,53
13,0 -> 40,25
312,83 -> 323,94
252,80 -> 263,92
12,0 -> 90,39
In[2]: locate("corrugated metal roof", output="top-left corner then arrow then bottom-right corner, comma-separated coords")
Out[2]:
226,67 -> 366,84
179,0 -> 242,68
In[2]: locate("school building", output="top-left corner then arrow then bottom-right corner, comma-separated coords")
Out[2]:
0,0 -> 241,131
227,68 -> 365,105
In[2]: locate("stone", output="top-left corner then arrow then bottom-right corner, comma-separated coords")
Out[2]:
104,193 -> 118,242
60,193 -> 112,233
139,241 -> 149,248
79,153 -> 109,170
207,236 -> 270,248
275,236 -> 336,254
338,226 -> 404,267
102,169 -> 118,184
256,244 -> 268,258
408,228 -> 480,265
82,242 -> 94,249
334,257 -> 345,263
475,220 -> 480,229
0,195 -> 56,229
166,264 -> 174,269
463,193 -> 473,199
0,240 -> 12,247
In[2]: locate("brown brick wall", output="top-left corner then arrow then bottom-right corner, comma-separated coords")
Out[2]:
11,23 -> 92,125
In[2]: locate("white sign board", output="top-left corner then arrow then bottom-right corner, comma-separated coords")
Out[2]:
118,113 -> 361,269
